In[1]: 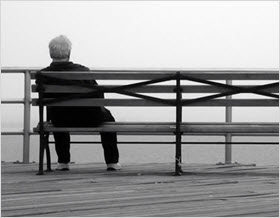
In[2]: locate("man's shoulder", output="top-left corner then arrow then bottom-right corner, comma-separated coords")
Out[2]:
69,63 -> 90,71
40,66 -> 51,71
40,62 -> 90,72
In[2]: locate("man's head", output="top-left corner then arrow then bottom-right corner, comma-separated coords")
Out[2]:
49,35 -> 72,61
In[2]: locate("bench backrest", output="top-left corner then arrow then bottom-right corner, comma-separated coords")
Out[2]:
32,70 -> 279,107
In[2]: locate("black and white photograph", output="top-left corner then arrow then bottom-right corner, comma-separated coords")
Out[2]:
1,0 -> 279,217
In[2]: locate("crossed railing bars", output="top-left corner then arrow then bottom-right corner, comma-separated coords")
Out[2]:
36,71 -> 279,175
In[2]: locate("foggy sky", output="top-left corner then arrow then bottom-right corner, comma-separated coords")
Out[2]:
1,1 -> 279,128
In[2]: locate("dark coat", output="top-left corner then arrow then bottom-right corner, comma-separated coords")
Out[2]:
40,61 -> 105,127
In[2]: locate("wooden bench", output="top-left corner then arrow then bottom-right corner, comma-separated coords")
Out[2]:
32,70 -> 279,175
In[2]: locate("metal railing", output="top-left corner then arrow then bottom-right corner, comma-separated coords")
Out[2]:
1,68 -> 38,163
1,68 -> 277,164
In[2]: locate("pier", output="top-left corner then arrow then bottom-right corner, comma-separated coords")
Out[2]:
2,162 -> 278,217
2,2 -> 279,216
2,68 -> 279,216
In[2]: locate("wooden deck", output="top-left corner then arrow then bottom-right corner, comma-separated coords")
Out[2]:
1,162 -> 279,217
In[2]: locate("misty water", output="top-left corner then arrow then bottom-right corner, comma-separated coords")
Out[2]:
2,134 -> 278,166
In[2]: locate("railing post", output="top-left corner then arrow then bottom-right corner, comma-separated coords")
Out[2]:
225,79 -> 232,164
23,70 -> 31,163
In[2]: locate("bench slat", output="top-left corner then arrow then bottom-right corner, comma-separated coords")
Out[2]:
33,122 -> 278,134
181,124 -> 279,133
32,98 -> 279,107
31,84 -> 279,94
33,71 -> 279,80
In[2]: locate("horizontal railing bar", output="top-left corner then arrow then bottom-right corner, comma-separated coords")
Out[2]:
1,132 -> 37,135
2,67 -> 279,72
1,67 -> 41,72
1,69 -> 34,73
31,84 -> 279,93
0,132 -> 230,136
32,98 -> 279,107
1,99 -> 26,104
31,121 -> 277,125
2,68 -> 278,79
47,141 -> 278,145
32,121 -> 278,127
32,70 -> 279,73
2,131 -> 278,137
1,132 -> 24,135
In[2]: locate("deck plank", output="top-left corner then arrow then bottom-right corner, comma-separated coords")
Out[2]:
1,162 -> 278,217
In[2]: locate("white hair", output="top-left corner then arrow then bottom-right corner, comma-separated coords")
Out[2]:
48,35 -> 72,59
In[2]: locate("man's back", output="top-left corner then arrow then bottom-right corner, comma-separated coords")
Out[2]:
40,61 -> 104,127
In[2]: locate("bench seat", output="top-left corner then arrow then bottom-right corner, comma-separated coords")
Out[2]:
33,122 -> 278,134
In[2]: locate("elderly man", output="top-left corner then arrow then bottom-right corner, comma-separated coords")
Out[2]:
40,35 -> 121,171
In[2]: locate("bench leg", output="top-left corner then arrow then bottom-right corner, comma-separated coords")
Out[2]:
45,133 -> 52,172
175,133 -> 183,176
37,133 -> 45,175
175,160 -> 183,176
37,133 -> 52,174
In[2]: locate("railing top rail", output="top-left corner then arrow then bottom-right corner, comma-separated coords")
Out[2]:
1,68 -> 41,73
1,67 -> 279,72
2,68 -> 278,80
